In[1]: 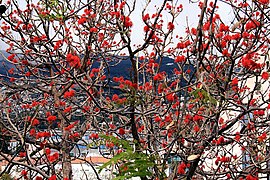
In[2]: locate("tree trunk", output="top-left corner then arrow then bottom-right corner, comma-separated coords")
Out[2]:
62,130 -> 72,179
52,81 -> 72,179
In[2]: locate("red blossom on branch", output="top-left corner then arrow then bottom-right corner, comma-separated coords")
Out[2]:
0,0 -> 269,179
66,53 -> 81,68
63,90 -> 75,99
47,115 -> 57,122
261,72 -> 269,80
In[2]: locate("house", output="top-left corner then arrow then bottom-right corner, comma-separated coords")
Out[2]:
0,147 -> 111,179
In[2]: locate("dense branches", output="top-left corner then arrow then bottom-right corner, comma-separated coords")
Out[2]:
0,0 -> 269,179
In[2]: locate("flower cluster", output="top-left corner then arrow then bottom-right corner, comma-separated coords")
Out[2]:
66,53 -> 81,68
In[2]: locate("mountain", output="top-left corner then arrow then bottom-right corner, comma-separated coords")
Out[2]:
92,56 -> 194,80
0,52 -> 195,86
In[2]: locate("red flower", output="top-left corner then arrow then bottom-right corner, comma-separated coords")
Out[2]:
70,132 -> 80,139
190,28 -> 197,35
54,40 -> 62,50
167,22 -> 175,30
123,16 -> 133,28
154,116 -> 162,123
219,24 -> 229,32
259,0 -> 269,4
231,33 -> 241,40
258,132 -> 267,142
193,115 -> 203,121
203,21 -> 210,31
166,93 -> 176,102
109,124 -> 116,130
175,55 -> 186,63
246,174 -> 258,180
119,1 -> 126,9
220,156 -> 231,163
143,25 -> 150,32
231,77 -> 238,86
64,90 -> 75,98
142,14 -> 150,21
254,110 -> 265,116
234,132 -> 241,141
63,106 -> 72,113
22,59 -> 29,65
47,115 -> 57,122
90,133 -> 99,139
245,20 -> 260,30
7,54 -> 15,61
8,68 -> 14,74
48,152 -> 59,162
21,170 -> 27,176
31,118 -> 40,126
45,148 -> 51,155
194,125 -> 200,132
35,176 -> 43,180
216,136 -> 225,144
29,128 -> 36,136
241,55 -> 259,70
262,72 -> 269,80
177,162 -> 186,174
19,152 -> 26,157
90,27 -> 98,32
118,128 -> 125,135
64,121 -> 79,131
10,77 -> 15,82
66,53 -> 81,68
112,94 -> 119,101
78,17 -> 87,25
25,71 -> 31,77
153,73 -> 164,81
222,49 -> 230,57
48,175 -> 57,180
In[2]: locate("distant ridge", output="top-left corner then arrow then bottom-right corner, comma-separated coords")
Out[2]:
0,52 -> 194,84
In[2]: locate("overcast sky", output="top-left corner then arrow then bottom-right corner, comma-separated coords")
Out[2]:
129,0 -> 234,48
0,0 -> 234,51
129,0 -> 201,47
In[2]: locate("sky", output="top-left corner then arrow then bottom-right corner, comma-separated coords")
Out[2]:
129,0 -> 201,47
128,0 -> 235,48
0,0 -> 234,51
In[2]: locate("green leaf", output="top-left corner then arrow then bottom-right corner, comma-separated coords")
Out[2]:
191,88 -> 217,105
96,134 -> 157,179
0,173 -> 13,180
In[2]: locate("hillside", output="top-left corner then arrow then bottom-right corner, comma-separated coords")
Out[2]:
0,52 -> 194,82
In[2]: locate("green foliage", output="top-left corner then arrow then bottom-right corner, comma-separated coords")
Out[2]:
0,173 -> 13,180
39,0 -> 66,21
48,0 -> 59,6
98,135 -> 156,180
191,88 -> 217,106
